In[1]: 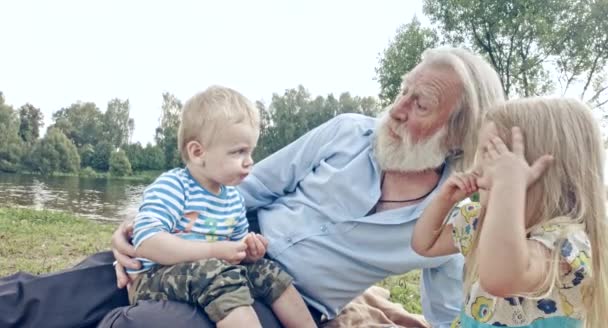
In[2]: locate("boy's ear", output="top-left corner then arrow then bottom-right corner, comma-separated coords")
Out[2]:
186,140 -> 205,159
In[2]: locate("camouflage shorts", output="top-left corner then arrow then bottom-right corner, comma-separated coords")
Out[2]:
128,258 -> 293,322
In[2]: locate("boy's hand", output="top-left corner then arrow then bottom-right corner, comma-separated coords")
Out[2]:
243,233 -> 269,263
212,241 -> 247,264
438,172 -> 479,204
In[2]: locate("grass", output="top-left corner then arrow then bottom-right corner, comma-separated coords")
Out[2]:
377,270 -> 422,314
0,207 -> 117,275
0,206 -> 422,313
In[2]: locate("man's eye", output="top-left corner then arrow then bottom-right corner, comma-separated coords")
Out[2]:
415,99 -> 427,111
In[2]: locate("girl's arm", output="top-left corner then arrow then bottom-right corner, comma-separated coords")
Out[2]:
478,176 -> 550,297
412,172 -> 477,257
477,128 -> 554,297
412,195 -> 458,257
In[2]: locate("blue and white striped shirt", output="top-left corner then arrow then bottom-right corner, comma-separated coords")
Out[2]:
128,168 -> 249,273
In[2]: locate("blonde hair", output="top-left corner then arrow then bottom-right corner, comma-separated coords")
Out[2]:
178,85 -> 260,163
463,97 -> 607,328
412,48 -> 505,171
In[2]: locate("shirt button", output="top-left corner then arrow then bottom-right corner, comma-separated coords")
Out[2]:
321,225 -> 328,232
286,237 -> 293,243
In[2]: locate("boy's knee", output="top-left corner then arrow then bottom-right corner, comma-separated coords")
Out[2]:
204,284 -> 253,322
246,259 -> 294,304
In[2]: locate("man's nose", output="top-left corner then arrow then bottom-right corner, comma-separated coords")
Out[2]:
389,97 -> 409,122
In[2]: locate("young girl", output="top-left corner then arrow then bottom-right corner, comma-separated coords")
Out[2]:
412,97 -> 607,328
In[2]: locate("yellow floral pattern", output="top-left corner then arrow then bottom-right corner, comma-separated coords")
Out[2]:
449,202 -> 591,327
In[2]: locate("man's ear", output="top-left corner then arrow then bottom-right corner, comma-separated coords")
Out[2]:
186,140 -> 205,160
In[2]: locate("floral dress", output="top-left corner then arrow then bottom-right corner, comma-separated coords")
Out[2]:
449,202 -> 591,327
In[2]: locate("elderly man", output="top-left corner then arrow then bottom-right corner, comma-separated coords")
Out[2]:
0,47 -> 504,328
107,47 -> 504,327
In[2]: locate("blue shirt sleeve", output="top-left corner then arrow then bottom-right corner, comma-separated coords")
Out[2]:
420,255 -> 464,328
238,114 -> 359,210
132,172 -> 185,248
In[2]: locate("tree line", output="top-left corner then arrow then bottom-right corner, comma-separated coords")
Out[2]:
1,0 -> 605,177
0,88 -> 380,176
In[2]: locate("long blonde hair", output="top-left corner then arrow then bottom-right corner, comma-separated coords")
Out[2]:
463,97 -> 608,328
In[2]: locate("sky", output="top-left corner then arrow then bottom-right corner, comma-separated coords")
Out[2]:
0,0 -> 428,145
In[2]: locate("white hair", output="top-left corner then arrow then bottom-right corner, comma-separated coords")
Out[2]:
400,47 -> 505,171
374,111 -> 448,172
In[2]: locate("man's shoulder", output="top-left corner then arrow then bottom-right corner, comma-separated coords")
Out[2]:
330,113 -> 376,127
325,113 -> 377,137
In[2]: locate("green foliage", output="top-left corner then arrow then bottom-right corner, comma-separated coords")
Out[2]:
79,144 -> 96,168
29,128 -> 80,174
0,93 -> 23,172
155,93 -> 182,169
78,166 -> 98,177
375,17 -> 439,106
123,142 -> 145,171
142,144 -> 166,171
90,142 -> 114,171
18,103 -> 44,144
103,99 -> 132,148
377,271 -> 422,314
423,0 -> 608,102
255,86 -> 381,161
109,149 -> 133,176
51,102 -> 104,148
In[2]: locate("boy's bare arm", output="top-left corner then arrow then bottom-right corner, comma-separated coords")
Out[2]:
136,232 -> 247,265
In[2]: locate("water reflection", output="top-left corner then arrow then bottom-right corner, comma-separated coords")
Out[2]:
0,173 -> 147,222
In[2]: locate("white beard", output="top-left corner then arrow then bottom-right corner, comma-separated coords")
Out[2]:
374,113 -> 448,172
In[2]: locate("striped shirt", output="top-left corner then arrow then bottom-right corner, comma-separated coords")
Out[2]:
128,168 -> 249,273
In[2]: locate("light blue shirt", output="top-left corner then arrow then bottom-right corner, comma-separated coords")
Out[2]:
238,113 -> 464,327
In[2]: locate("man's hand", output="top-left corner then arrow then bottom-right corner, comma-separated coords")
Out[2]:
212,241 -> 248,264
243,233 -> 269,263
111,221 -> 141,288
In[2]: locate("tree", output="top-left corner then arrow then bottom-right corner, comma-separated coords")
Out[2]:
141,143 -> 165,171
154,92 -> 182,169
51,102 -> 104,148
375,16 -> 439,106
423,0 -> 608,102
18,103 -> 44,144
123,142 -> 145,171
29,128 -> 80,174
254,86 -> 380,161
0,93 -> 23,172
90,141 -> 114,171
79,144 -> 96,168
103,99 -> 132,148
109,149 -> 133,176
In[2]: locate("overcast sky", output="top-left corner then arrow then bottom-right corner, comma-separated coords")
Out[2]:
1,0 -> 429,144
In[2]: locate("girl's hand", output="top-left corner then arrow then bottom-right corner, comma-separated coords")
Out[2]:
438,172 -> 479,204
477,126 -> 553,189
